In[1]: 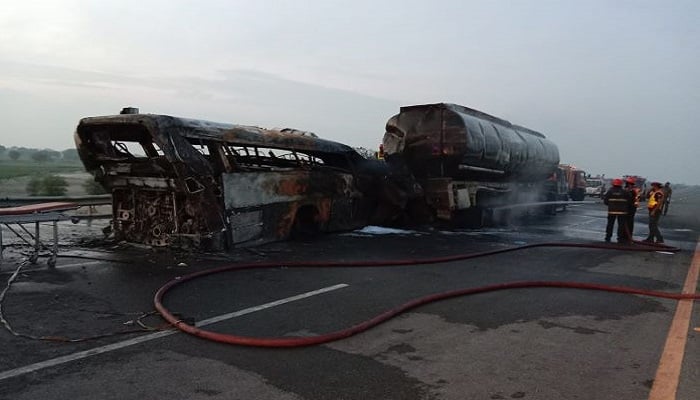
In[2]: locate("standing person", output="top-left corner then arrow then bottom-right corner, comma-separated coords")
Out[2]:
624,177 -> 641,239
662,182 -> 672,215
644,182 -> 665,244
603,178 -> 632,243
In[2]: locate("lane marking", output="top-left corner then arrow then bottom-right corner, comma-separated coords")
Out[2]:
196,283 -> 349,326
54,260 -> 103,269
648,241 -> 700,400
0,283 -> 349,381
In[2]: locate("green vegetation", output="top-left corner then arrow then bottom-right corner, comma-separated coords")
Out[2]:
0,146 -> 82,176
30,149 -> 62,162
26,174 -> 69,196
0,146 -> 90,197
61,148 -> 80,161
82,178 -> 108,195
0,160 -> 85,180
0,145 -> 85,197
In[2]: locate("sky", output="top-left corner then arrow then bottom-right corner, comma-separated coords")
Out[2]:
1,0 -> 698,184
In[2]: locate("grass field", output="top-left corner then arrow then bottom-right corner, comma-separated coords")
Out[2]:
0,160 -> 86,180
0,160 -> 89,197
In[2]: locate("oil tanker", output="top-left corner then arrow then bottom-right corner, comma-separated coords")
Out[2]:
381,103 -> 561,225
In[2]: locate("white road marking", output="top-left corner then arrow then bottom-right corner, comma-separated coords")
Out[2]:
0,283 -> 349,381
56,260 -> 103,268
196,283 -> 349,326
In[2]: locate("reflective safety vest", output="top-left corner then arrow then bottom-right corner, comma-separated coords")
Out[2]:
626,187 -> 641,208
648,189 -> 664,210
605,187 -> 629,215
631,187 -> 641,208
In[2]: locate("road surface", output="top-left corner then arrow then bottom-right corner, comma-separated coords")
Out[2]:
1,186 -> 699,399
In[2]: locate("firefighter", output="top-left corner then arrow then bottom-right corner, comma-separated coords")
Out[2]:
644,182 -> 665,243
624,177 -> 641,239
603,178 -> 633,243
662,182 -> 672,215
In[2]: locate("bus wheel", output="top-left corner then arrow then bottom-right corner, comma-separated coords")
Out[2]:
291,205 -> 320,239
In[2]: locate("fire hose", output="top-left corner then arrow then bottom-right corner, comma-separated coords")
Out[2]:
154,240 -> 698,348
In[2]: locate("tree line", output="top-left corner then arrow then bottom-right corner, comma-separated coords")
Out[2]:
0,145 -> 80,162
0,145 -> 107,196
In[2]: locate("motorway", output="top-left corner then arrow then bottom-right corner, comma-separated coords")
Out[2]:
1,186 -> 699,400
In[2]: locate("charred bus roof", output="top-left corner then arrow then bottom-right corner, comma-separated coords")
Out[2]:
76,113 -> 359,157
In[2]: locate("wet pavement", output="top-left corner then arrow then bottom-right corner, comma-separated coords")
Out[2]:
1,187 -> 699,400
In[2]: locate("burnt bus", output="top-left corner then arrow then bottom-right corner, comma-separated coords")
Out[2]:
74,108 -> 375,250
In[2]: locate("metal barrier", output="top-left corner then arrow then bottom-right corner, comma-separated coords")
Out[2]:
0,195 -> 111,208
0,202 -> 79,267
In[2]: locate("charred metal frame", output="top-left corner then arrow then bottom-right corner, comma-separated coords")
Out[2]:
75,113 -> 373,249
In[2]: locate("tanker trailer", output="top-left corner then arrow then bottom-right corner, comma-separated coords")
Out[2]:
381,103 -> 560,226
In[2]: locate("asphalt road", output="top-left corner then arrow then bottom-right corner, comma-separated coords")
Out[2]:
1,186 -> 699,400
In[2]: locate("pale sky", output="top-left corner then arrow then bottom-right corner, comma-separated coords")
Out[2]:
1,0 -> 698,184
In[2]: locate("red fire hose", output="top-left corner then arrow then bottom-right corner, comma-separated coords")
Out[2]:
154,241 -> 696,348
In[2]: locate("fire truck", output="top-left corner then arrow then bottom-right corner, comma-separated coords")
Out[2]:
585,174 -> 607,198
558,164 -> 586,201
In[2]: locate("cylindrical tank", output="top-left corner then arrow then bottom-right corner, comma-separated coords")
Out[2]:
382,103 -> 560,182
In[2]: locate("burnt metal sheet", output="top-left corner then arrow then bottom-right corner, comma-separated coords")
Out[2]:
230,210 -> 264,244
222,169 -> 362,243
223,169 -> 358,208
223,172 -> 314,209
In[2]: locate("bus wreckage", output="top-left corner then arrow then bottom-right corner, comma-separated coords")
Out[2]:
75,104 -> 562,250
75,108 -> 384,250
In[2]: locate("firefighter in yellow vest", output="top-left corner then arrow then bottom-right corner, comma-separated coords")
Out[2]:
624,177 -> 641,239
644,182 -> 665,243
603,178 -> 633,243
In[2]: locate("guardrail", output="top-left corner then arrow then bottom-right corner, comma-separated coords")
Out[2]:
0,195 -> 112,208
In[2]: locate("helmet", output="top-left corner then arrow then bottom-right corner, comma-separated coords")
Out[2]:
651,181 -> 661,187
625,177 -> 635,185
612,178 -> 623,187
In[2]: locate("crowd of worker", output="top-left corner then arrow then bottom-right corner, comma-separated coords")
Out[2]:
603,178 -> 672,244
